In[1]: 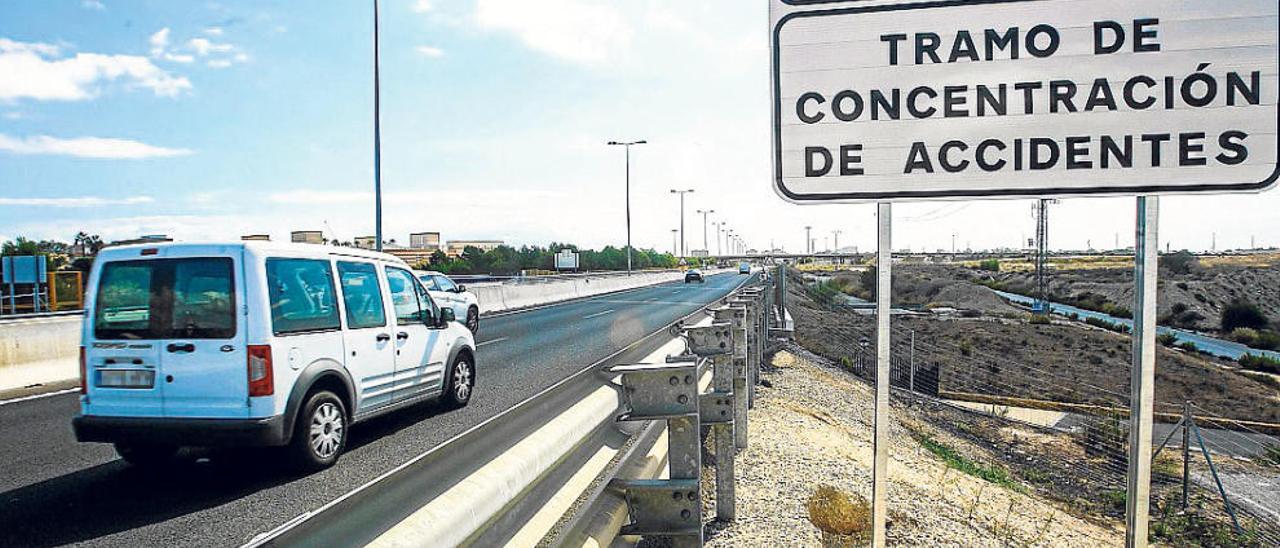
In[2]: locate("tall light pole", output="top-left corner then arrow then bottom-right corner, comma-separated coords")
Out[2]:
607,140 -> 647,274
726,229 -> 734,255
671,229 -> 679,256
712,221 -> 723,256
833,230 -> 843,252
805,226 -> 812,254
373,0 -> 383,251
697,209 -> 715,254
670,188 -> 695,256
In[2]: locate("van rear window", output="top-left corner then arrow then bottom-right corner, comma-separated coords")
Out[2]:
94,258 -> 236,340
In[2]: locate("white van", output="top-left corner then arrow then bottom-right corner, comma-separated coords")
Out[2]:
73,242 -> 477,470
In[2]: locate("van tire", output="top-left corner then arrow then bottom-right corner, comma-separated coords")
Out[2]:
465,306 -> 480,334
290,390 -> 347,471
114,443 -> 178,467
441,353 -> 474,409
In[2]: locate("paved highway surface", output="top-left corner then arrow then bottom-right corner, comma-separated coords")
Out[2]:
0,272 -> 748,547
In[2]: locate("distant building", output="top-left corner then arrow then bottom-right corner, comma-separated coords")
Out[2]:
291,231 -> 325,245
410,232 -> 442,250
354,236 -> 377,250
241,234 -> 271,241
446,240 -> 503,257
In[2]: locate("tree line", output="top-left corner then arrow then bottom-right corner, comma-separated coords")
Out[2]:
419,243 -> 710,275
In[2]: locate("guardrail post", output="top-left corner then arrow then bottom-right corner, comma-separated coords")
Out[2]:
686,320 -> 736,522
609,362 -> 704,546
720,301 -> 751,450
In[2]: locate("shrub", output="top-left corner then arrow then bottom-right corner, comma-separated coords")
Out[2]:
1239,354 -> 1280,375
1177,341 -> 1199,353
1085,316 -> 1130,333
1160,250 -> 1198,275
1231,328 -> 1261,346
959,340 -> 973,356
1157,333 -> 1178,347
806,485 -> 871,541
1029,314 -> 1051,325
1221,300 -> 1269,332
977,259 -> 1001,272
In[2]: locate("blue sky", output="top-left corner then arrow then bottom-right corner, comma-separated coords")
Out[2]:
2,0 -> 1278,254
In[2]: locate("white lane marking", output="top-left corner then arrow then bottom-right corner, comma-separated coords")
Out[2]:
0,387 -> 79,407
476,337 -> 508,347
583,309 -> 616,319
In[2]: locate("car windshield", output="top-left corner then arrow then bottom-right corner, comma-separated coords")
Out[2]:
94,258 -> 236,340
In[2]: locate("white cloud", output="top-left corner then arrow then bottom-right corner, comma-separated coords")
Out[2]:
148,28 -> 169,57
207,59 -> 232,69
411,0 -> 433,13
0,196 -> 152,207
474,0 -> 630,63
415,45 -> 445,58
0,134 -> 192,159
187,37 -> 233,56
0,37 -> 192,101
81,0 -> 106,11
203,27 -> 224,37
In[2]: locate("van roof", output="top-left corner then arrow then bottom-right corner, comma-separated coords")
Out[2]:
98,241 -> 411,266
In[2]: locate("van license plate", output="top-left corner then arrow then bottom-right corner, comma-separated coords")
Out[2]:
98,369 -> 155,389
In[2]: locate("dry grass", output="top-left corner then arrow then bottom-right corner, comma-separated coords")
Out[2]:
806,484 -> 872,546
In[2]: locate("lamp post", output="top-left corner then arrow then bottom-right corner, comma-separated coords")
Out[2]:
805,226 -> 812,254
697,209 -> 715,255
607,140 -> 647,274
712,221 -> 723,256
671,229 -> 679,256
726,230 -> 734,256
373,0 -> 383,251
670,188 -> 695,257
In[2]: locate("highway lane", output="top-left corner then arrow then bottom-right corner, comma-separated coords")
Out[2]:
0,271 -> 749,547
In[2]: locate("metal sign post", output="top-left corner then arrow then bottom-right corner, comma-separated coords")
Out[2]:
1125,196 -> 1159,547
871,202 -> 892,546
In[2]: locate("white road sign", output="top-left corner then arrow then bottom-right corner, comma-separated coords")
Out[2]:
771,0 -> 1280,202
555,249 -> 579,270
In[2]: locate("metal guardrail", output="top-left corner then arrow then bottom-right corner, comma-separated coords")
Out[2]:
246,270 -> 777,548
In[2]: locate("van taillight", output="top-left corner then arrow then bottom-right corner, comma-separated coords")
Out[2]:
247,345 -> 274,397
79,346 -> 87,394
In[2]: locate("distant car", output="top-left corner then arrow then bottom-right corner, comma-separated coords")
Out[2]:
684,269 -> 705,283
738,262 -> 751,274
416,270 -> 480,333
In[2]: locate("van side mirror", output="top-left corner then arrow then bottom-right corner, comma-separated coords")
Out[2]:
438,307 -> 456,327
454,284 -> 466,293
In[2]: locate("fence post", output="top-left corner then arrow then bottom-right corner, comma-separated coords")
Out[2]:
686,321 -> 736,522
1181,401 -> 1191,511
723,299 -> 751,450
609,361 -> 704,547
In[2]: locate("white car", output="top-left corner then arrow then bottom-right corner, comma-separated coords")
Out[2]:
415,270 -> 480,333
73,242 -> 477,470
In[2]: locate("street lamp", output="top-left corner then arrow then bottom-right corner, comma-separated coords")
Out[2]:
671,229 -> 679,256
697,209 -> 715,255
607,139 -> 647,274
373,0 -> 383,251
711,221 -> 723,256
804,226 -> 813,254
670,188 -> 695,257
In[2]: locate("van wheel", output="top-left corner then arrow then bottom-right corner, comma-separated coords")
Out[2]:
114,443 -> 178,467
290,390 -> 347,471
442,354 -> 474,408
465,306 -> 480,334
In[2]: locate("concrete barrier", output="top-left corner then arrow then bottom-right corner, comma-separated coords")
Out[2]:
0,269 -> 724,389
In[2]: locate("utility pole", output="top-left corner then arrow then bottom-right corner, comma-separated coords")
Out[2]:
607,140 -> 647,274
711,221 -> 723,256
833,229 -> 842,253
670,189 -> 695,257
951,232 -> 956,255
671,229 -> 678,256
373,0 -> 383,251
1034,199 -> 1051,314
804,226 -> 812,254
697,209 -> 715,254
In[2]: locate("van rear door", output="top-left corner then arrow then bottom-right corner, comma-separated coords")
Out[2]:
157,251 -> 247,418
87,260 -> 167,417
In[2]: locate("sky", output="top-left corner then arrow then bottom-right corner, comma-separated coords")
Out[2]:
1,0 -> 1278,255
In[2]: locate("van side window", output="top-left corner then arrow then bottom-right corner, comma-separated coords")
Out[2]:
385,268 -> 426,324
337,261 -> 387,329
266,259 -> 340,335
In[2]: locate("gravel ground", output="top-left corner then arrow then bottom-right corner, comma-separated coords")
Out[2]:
700,345 -> 1124,547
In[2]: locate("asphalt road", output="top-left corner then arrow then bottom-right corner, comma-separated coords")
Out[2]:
0,272 -> 748,547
